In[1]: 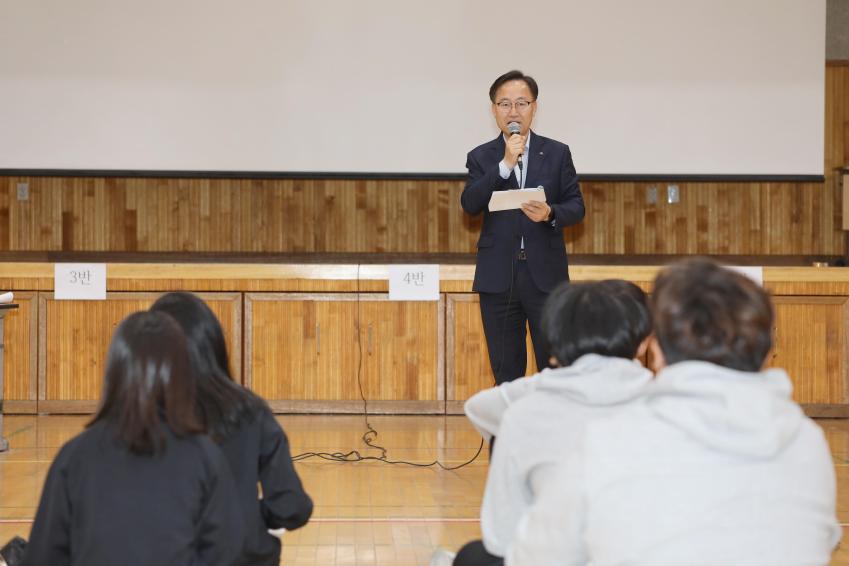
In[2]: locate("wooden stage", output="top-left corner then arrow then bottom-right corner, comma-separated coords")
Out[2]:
2,261 -> 849,417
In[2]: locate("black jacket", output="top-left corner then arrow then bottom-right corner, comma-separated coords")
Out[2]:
461,132 -> 585,293
219,408 -> 313,566
23,422 -> 244,566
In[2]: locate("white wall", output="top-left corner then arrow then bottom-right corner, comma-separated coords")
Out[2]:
0,0 -> 825,175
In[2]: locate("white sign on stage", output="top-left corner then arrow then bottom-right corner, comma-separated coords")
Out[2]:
54,263 -> 107,300
388,265 -> 439,301
725,266 -> 764,287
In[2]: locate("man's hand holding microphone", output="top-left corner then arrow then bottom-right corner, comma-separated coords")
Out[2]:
506,121 -> 551,222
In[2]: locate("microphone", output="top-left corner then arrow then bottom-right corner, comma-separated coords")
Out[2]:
507,122 -> 523,170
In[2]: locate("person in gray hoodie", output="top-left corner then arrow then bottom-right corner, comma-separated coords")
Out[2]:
507,258 -> 842,566
433,280 -> 655,566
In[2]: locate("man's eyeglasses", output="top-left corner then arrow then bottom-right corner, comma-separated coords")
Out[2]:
495,99 -> 534,112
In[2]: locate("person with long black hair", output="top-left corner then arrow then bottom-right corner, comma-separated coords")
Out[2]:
150,292 -> 313,566
22,311 -> 244,566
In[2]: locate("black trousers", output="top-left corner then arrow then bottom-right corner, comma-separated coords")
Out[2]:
453,540 -> 504,566
479,259 -> 550,384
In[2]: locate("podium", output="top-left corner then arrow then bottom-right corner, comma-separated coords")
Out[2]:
0,304 -> 19,452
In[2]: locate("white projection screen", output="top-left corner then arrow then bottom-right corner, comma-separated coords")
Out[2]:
0,0 -> 825,176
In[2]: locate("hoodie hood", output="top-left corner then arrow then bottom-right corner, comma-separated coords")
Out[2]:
535,354 -> 653,406
646,361 -> 804,459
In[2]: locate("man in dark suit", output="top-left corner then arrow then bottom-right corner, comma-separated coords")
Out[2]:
461,70 -> 585,385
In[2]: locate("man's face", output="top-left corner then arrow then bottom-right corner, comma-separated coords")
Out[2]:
491,79 -> 537,137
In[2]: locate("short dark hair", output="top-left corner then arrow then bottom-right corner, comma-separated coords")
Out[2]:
651,258 -> 774,372
489,70 -> 539,103
150,292 -> 266,441
543,280 -> 652,366
89,310 -> 202,454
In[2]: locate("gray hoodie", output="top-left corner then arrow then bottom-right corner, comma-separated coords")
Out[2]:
508,361 -> 841,566
465,354 -> 653,556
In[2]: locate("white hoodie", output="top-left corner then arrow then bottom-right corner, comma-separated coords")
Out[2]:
465,354 -> 654,556
507,361 -> 842,566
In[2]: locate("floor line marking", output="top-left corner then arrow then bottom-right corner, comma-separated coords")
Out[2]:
309,518 -> 480,523
1,517 -> 480,525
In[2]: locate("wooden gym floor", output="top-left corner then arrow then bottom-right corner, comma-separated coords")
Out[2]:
1,414 -> 849,565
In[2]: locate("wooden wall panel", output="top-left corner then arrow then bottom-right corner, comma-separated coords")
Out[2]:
2,293 -> 38,411
447,295 -> 494,409
0,177 -> 476,254
566,180 -> 843,255
446,294 -> 537,413
3,268 -> 849,415
0,177 -> 844,256
38,293 -> 241,412
245,294 -> 441,411
357,297 -> 442,402
40,294 -> 159,407
825,63 -> 848,178
246,295 -> 360,401
448,292 -> 849,410
770,297 -> 849,405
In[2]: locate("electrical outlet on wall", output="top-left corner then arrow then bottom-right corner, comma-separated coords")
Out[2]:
646,186 -> 658,204
667,184 -> 679,203
17,182 -> 29,201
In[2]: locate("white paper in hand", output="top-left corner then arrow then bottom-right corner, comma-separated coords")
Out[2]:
488,187 -> 546,212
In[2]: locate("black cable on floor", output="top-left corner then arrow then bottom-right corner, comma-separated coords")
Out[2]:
291,266 -> 484,470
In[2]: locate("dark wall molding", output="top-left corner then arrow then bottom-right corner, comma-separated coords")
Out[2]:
0,251 -> 842,266
0,169 -> 826,184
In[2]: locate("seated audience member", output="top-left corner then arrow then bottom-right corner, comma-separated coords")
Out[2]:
434,280 -> 654,566
507,259 -> 842,566
151,292 -> 313,566
22,311 -> 244,566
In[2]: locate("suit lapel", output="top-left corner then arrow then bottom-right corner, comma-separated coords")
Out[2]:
526,131 -> 547,189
